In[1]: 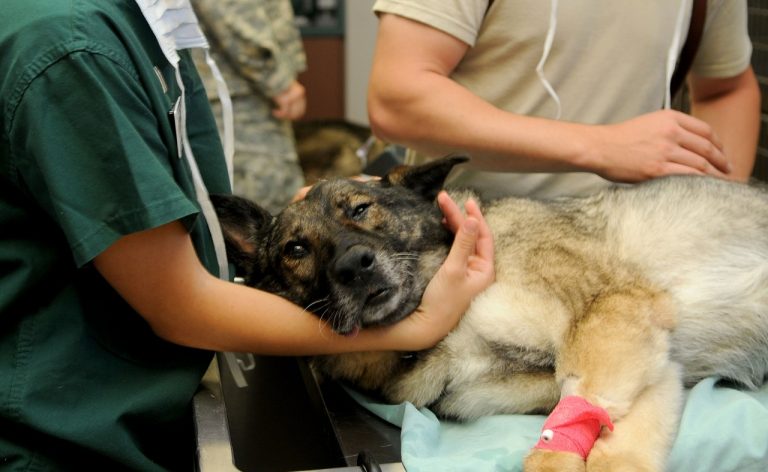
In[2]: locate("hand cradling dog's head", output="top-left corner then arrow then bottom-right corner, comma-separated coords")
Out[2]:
212,155 -> 469,334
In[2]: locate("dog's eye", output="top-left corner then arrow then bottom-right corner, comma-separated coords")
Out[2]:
283,241 -> 308,259
350,203 -> 370,221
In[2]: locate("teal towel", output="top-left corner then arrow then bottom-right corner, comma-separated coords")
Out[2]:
348,377 -> 768,471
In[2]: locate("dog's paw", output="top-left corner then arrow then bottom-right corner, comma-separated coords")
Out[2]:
586,442 -> 659,472
523,449 -> 586,472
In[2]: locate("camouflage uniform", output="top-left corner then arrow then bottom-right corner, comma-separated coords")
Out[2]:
192,0 -> 307,213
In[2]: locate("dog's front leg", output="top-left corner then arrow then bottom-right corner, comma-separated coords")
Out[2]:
524,287 -> 682,472
585,362 -> 682,472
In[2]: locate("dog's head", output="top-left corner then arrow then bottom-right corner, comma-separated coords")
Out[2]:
212,156 -> 468,335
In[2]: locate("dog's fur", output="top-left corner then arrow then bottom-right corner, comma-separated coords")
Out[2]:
213,157 -> 768,471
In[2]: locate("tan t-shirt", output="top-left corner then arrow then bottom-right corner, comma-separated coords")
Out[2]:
373,0 -> 752,199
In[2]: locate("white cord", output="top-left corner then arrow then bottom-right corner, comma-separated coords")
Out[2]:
536,0 -> 561,120
665,0 -> 690,108
204,50 -> 235,189
173,67 -> 230,283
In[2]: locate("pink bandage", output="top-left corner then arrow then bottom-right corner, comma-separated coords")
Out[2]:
533,395 -> 614,459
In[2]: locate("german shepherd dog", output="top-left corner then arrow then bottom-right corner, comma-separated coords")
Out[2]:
212,156 -> 768,472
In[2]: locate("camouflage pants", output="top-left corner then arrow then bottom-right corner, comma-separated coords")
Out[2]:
209,95 -> 305,214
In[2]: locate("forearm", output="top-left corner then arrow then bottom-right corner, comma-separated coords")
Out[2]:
149,273 -> 352,354
369,70 -> 734,182
689,67 -> 760,181
369,69 -> 591,173
95,197 -> 493,357
94,221 -> 425,355
367,13 -> 592,174
369,13 -> 732,184
155,270 -> 454,355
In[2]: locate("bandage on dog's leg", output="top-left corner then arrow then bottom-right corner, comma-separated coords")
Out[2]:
534,395 -> 614,459
525,287 -> 682,472
523,396 -> 613,472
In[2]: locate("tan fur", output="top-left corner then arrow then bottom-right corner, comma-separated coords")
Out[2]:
524,448 -> 587,472
314,176 -> 768,471
214,159 -> 768,472
313,352 -> 403,391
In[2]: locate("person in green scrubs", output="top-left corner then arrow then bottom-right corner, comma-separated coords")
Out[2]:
0,1 -> 494,470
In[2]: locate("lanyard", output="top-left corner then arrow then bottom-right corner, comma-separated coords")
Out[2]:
134,0 -> 234,280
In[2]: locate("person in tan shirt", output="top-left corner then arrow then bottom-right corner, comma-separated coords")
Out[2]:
369,0 -> 760,200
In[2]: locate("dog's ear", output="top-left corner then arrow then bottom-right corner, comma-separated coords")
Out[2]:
382,155 -> 469,200
210,194 -> 273,277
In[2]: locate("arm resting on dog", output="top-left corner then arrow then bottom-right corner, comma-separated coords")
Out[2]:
368,13 -> 733,183
92,193 -> 493,355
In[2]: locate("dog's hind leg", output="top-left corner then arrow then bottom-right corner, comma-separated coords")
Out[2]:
524,285 -> 682,472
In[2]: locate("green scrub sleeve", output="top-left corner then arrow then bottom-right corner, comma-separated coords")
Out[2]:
9,49 -> 199,267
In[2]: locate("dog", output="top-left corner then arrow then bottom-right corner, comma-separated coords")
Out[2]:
212,156 -> 768,471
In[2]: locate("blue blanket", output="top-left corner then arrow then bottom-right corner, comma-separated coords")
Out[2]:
349,377 -> 768,471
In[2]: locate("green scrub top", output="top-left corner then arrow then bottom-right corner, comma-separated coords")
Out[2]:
0,0 -> 231,470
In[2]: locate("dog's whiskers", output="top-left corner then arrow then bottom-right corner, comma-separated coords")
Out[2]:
393,252 -> 419,261
317,305 -> 337,338
304,297 -> 330,314
314,299 -> 348,338
317,306 -> 345,337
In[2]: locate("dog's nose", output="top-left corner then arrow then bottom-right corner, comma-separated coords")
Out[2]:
333,245 -> 376,285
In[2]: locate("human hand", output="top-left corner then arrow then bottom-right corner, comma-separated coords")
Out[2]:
584,110 -> 731,182
272,80 -> 306,120
291,184 -> 312,202
291,176 -> 380,202
386,192 -> 495,351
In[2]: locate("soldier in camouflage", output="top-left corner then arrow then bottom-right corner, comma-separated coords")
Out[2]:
193,0 -> 307,213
